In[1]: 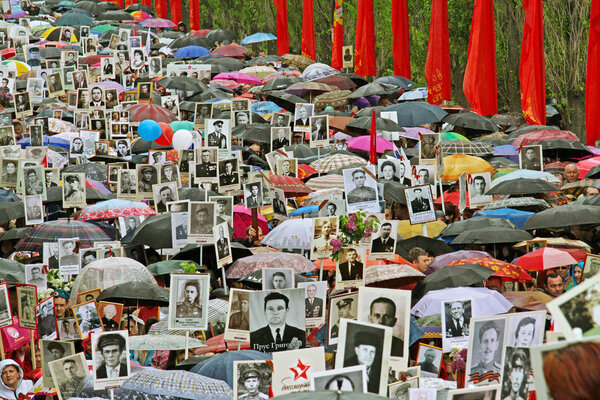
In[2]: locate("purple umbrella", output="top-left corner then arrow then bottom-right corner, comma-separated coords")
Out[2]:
426,250 -> 491,275
4,10 -> 26,19
399,127 -> 434,141
213,72 -> 262,85
492,145 -> 519,164
141,18 -> 177,28
89,80 -> 126,94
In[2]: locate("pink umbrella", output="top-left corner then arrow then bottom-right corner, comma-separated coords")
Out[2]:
209,79 -> 242,90
77,199 -> 156,221
212,72 -> 262,85
226,251 -> 317,278
1,317 -> 36,353
515,247 -> 579,271
90,80 -> 126,94
211,44 -> 249,58
233,204 -> 269,240
346,135 -> 394,153
512,130 -> 579,147
141,18 -> 177,28
577,156 -> 600,179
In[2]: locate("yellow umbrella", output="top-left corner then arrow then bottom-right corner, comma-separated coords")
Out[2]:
40,27 -> 78,42
440,154 -> 496,182
259,204 -> 295,221
1,60 -> 31,77
397,220 -> 446,239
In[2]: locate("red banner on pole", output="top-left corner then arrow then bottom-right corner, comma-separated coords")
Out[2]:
355,0 -> 376,77
391,0 -> 411,79
587,0 -> 600,145
425,0 -> 451,105
370,109 -> 377,165
171,0 -> 182,24
302,0 -> 316,60
155,0 -> 167,19
274,0 -> 290,56
189,0 -> 199,30
331,0 -> 343,70
463,0 -> 498,116
519,0 -> 546,125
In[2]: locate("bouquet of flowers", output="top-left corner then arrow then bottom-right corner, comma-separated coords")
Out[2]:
449,347 -> 468,373
0,90 -> 12,109
329,211 -> 379,260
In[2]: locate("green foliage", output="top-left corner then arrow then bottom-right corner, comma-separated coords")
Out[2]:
179,261 -> 198,273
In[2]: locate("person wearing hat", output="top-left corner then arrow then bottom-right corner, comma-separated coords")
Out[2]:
501,349 -> 529,400
331,297 -> 354,338
343,330 -> 382,393
53,289 -> 71,320
138,166 -> 156,193
196,149 -> 217,178
64,175 -> 84,202
215,198 -> 232,227
151,151 -> 165,164
26,46 -> 41,67
238,368 -> 268,400
207,120 -> 227,149
95,333 -> 128,379
46,342 -> 66,362
228,292 -> 249,331
249,292 -> 306,353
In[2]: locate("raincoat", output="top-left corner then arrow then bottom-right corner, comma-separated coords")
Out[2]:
0,359 -> 34,400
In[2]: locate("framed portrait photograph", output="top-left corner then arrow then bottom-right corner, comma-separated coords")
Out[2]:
168,273 -> 210,330
309,115 -> 329,148
115,138 -> 131,159
25,263 -> 46,291
187,201 -> 216,243
136,82 -> 153,103
92,330 -> 131,390
244,181 -> 264,209
46,71 -> 65,98
271,188 -> 288,220
36,295 -> 57,340
418,133 -> 440,164
500,346 -> 532,400
293,103 -> 313,132
205,118 -> 231,156
335,318 -> 392,395
445,385 -> 501,400
526,239 -> 547,253
24,195 -> 44,226
194,147 -> 218,183
327,292 -> 358,347
16,283 -> 37,330
62,173 -> 86,208
160,163 -> 181,186
271,126 -> 291,151
468,172 -> 493,207
276,157 -> 297,178
298,281 -> 327,328
107,163 -> 123,184
209,195 -> 233,232
415,344 -> 442,378
57,317 -> 79,340
57,238 -> 80,275
336,247 -> 366,289
249,288 -> 306,353
357,287 -> 411,369
98,301 -> 123,332
214,222 -> 232,268
343,166 -> 379,213
14,91 -> 33,118
519,144 -> 543,171
465,314 -> 507,386
136,164 -> 158,199
404,185 -> 436,225
441,298 -> 472,352
41,339 -> 75,387
117,169 -> 137,200
311,216 -> 338,260
225,289 -> 252,342
387,380 -> 411,400
170,210 -> 188,249
77,288 -> 101,304
232,110 -> 251,127
193,102 -> 213,129
261,268 -> 294,291
583,253 -> 600,281
370,220 -> 398,259
271,112 -> 291,127
72,300 -> 103,340
233,360 -> 272,400
152,182 -> 178,213
0,159 -> 18,187
49,352 -> 90,400
311,365 -> 366,393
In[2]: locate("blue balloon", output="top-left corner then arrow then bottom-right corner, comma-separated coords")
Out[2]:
138,119 -> 162,141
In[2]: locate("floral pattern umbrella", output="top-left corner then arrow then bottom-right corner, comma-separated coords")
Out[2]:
226,251 -> 316,278
365,264 -> 425,285
448,257 -> 533,282
77,199 -> 156,221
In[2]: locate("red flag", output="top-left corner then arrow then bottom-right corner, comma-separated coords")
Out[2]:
586,0 -> 600,145
391,0 -> 411,79
331,0 -> 344,70
463,0 -> 498,116
189,0 -> 200,30
274,0 -> 290,56
171,0 -> 182,24
519,0 -> 546,125
355,0 -> 376,76
302,0 -> 316,60
425,0 -> 451,105
370,109 -> 377,164
155,0 -> 167,19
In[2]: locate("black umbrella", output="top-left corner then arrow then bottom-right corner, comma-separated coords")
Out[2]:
347,116 -> 405,133
178,187 -> 220,201
381,181 -> 407,204
485,178 -> 558,196
160,31 -> 185,39
98,10 -> 134,20
185,88 -> 232,102
45,186 -> 115,203
439,217 -> 518,237
382,102 -> 448,127
121,214 -> 171,249
172,242 -> 252,270
0,203 -> 25,223
247,55 -> 282,66
443,111 -> 498,132
124,3 -> 153,13
374,75 -> 415,91
395,235 -> 454,260
205,29 -> 237,44
337,72 -> 368,87
575,193 -> 600,206
231,123 -> 270,143
168,35 -> 211,49
486,156 -> 519,169
0,227 -> 32,242
261,75 -> 302,92
63,163 -> 107,183
266,91 -> 306,111
355,106 -> 386,118
413,264 -> 493,297
317,109 -> 347,117
347,82 -> 399,99
507,124 -> 559,139
585,165 -> 600,179
450,227 -> 533,244
523,204 -> 600,230
200,56 -> 245,71
88,154 -> 136,167
529,139 -> 592,158
157,76 -> 208,92
96,281 -> 170,307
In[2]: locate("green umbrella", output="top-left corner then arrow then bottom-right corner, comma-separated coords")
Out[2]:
450,227 -> 533,245
413,264 -> 494,297
147,260 -> 201,276
91,24 -> 117,33
0,259 -> 26,287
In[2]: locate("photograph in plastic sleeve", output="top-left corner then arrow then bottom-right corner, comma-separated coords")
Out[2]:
546,271 -> 600,339
261,268 -> 294,291
187,201 -> 216,243
468,172 -> 493,208
152,182 -> 178,213
225,289 -> 252,342
519,144 -> 543,171
298,280 -> 327,328
357,287 -> 411,369
418,133 -> 439,164
343,166 -> 379,213
249,288 -> 306,353
49,353 -> 90,400
327,292 -> 358,347
98,301 -> 123,332
414,344 -> 442,378
311,216 -> 338,260
25,263 -> 46,291
36,296 -> 57,340
16,283 -> 37,330
335,247 -> 366,289
62,173 -> 86,208
218,158 -> 240,192
370,219 -> 398,259
136,164 -> 158,200
271,188 -> 288,220
214,222 -> 232,268
195,147 -> 218,184
293,103 -> 313,132
168,273 -> 210,330
465,314 -> 506,386
41,339 -> 75,387
233,360 -> 272,400
499,346 -> 532,400
171,211 -> 189,249
311,365 -> 366,393
92,330 -> 130,390
25,195 -> 43,225
72,300 -> 102,340
117,169 -> 137,200
272,347 -> 326,395
404,185 -> 436,225
309,115 -> 329,148
335,318 -> 392,395
57,238 -> 80,276
441,298 -> 472,352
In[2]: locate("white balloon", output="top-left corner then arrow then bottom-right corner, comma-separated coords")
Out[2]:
172,129 -> 193,151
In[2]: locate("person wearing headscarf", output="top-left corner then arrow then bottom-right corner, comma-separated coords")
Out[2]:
0,360 -> 34,399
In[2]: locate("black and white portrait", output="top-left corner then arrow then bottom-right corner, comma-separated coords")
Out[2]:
311,216 -> 338,260
24,194 -> 43,226
137,164 -> 158,198
378,159 -> 408,185
249,288 -> 306,353
309,115 -> 328,147
262,268 -> 294,291
244,181 -> 264,209
415,344 -> 442,378
336,247 -> 365,283
30,125 -> 43,148
343,166 -> 379,212
412,165 -> 436,187
468,172 -> 493,207
35,296 -> 57,340
225,289 -> 251,341
14,91 -> 32,118
271,126 -> 291,151
328,292 -> 357,346
161,95 -> 179,117
370,220 -> 397,258
148,56 -> 162,78
73,301 -> 103,341
117,169 -> 137,199
311,365 -> 366,393
214,222 -> 232,267
271,188 -> 288,219
441,299 -> 472,352
445,386 -> 500,400
205,119 -> 231,152
48,353 -> 89,400
404,185 -> 436,225
193,103 -> 213,129
160,163 -> 180,186
41,339 -> 75,387
187,201 -> 215,242
233,360 -> 272,400
500,347 -> 531,400
91,330 -> 130,389
419,133 -> 440,162
277,158 -> 297,178
298,281 -> 327,327
232,110 -> 251,127
271,113 -> 290,127
16,284 -> 37,330
62,173 -> 86,208
152,182 -> 177,213
115,139 -> 131,159
466,316 -> 506,385
507,311 -> 545,348
319,200 -> 345,218
57,238 -> 80,275
168,273 -> 210,330
26,77 -> 43,101
0,126 -> 14,146
519,145 -> 543,171
293,103 -> 314,132
195,147 -> 218,182
25,262 -> 46,290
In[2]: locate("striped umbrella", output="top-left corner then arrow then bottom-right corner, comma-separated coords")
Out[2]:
16,220 -> 111,252
305,175 -> 344,190
299,188 -> 344,206
441,140 -> 494,156
127,103 -> 178,123
77,199 -> 157,221
309,153 -> 366,174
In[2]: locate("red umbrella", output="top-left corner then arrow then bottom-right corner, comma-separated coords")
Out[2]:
194,334 -> 249,354
127,103 -> 179,123
433,190 -> 470,207
448,257 -> 533,282
190,29 -> 211,37
512,130 -> 579,147
269,174 -> 314,197
577,156 -> 600,178
211,44 -> 249,59
314,75 -> 357,90
80,55 -> 107,65
0,48 -> 15,59
233,205 -> 270,240
515,247 -> 579,271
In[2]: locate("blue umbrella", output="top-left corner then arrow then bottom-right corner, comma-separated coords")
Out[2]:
241,32 -> 277,44
0,189 -> 20,202
492,144 -> 519,163
17,136 -> 70,149
289,205 -> 318,217
251,101 -> 282,116
190,350 -> 272,388
173,45 -> 210,58
474,208 -> 534,229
